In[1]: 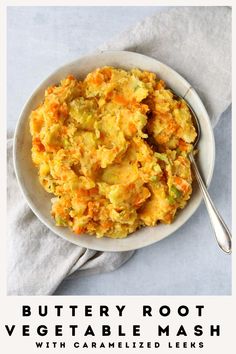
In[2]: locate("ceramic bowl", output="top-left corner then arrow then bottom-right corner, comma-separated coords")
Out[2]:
13,51 -> 215,251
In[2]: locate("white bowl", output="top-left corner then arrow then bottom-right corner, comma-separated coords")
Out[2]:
13,51 -> 215,252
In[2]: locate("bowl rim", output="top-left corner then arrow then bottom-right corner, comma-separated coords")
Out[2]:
13,50 -> 215,252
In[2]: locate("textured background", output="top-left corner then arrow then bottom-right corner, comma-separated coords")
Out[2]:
7,6 -> 232,295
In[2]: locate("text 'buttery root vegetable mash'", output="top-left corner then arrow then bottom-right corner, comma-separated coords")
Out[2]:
30,67 -> 197,238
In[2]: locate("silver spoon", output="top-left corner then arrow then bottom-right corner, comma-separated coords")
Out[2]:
171,90 -> 232,254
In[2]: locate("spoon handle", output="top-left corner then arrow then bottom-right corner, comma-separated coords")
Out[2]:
189,153 -> 232,254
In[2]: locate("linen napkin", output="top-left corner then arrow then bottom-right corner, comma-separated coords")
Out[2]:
8,6 -> 231,295
101,6 -> 231,127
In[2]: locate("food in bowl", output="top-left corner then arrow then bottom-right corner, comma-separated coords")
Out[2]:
29,66 -> 196,238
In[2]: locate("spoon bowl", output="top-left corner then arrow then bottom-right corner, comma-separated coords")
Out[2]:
170,89 -> 201,147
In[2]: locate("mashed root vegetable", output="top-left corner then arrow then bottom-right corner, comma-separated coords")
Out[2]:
30,67 -> 196,238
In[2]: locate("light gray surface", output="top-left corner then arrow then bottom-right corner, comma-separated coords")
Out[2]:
7,6 -> 231,295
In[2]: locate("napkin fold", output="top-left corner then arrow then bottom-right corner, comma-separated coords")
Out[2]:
7,6 -> 231,295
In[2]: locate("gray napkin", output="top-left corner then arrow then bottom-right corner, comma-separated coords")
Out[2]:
8,6 -> 231,295
101,6 -> 231,127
